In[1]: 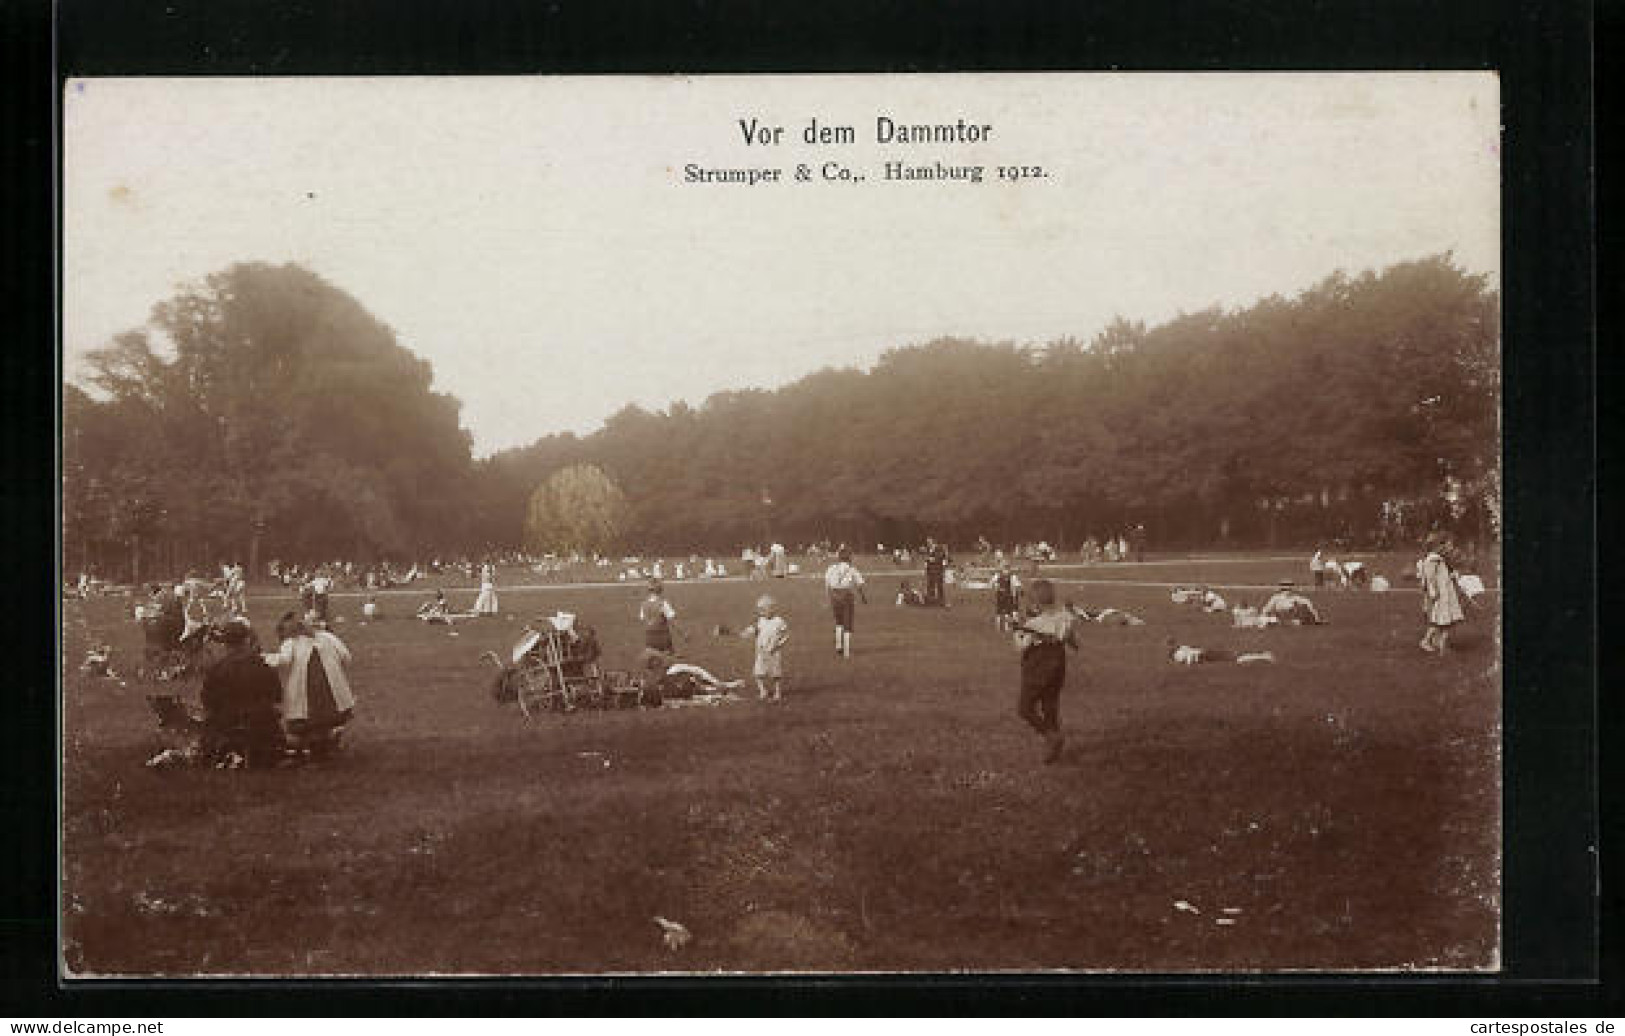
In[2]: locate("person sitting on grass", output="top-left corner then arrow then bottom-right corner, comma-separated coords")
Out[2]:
1259,581 -> 1326,625
739,595 -> 790,702
895,579 -> 927,607
416,589 -> 474,624
199,620 -> 286,769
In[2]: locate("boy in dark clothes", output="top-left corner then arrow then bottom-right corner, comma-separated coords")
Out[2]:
1011,579 -> 1080,764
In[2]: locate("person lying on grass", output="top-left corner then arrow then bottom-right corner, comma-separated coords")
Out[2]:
638,647 -> 745,697
1064,601 -> 1146,626
1164,637 -> 1277,666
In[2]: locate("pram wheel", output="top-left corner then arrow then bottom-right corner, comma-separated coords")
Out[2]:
515,666 -> 571,718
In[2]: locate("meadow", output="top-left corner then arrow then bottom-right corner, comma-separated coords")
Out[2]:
59,554 -> 1500,975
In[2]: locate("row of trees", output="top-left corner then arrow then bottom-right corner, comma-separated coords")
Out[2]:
63,255 -> 1499,580
470,255 -> 1499,554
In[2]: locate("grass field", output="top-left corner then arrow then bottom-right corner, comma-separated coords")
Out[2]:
60,553 -> 1500,975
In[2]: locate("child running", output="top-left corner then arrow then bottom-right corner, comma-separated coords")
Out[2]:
823,547 -> 867,658
1011,578 -> 1079,764
739,595 -> 790,701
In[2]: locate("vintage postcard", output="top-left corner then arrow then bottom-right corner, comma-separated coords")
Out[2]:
60,73 -> 1501,976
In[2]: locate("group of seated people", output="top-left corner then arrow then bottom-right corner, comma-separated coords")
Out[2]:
147,612 -> 356,771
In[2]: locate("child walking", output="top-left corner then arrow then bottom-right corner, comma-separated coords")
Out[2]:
1011,578 -> 1079,764
823,547 -> 867,658
740,595 -> 790,701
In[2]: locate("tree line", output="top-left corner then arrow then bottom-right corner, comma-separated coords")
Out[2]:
63,255 -> 1498,581
472,254 -> 1498,555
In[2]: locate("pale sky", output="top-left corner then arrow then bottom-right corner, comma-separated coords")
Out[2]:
63,73 -> 1500,456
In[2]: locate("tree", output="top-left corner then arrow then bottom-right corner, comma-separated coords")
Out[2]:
71,262 -> 473,574
523,464 -> 629,555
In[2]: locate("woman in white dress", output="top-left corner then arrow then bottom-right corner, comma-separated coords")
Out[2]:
1417,534 -> 1465,654
473,562 -> 500,616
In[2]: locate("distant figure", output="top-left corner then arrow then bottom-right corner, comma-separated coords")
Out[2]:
824,547 -> 868,658
1310,549 -> 1328,589
1011,579 -> 1079,765
474,563 -> 499,616
418,589 -> 450,623
362,595 -> 380,621
922,537 -> 950,606
1417,533 -> 1465,654
992,560 -> 1022,629
769,542 -> 788,578
739,595 -> 790,702
308,570 -> 333,624
223,562 -> 247,617
895,580 -> 927,607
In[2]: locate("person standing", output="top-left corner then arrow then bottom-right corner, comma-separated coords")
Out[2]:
308,568 -> 334,625
824,547 -> 868,658
223,562 -> 247,617
639,579 -> 681,654
473,562 -> 500,616
1011,579 -> 1079,764
739,595 -> 791,701
992,559 -> 1022,630
922,537 -> 950,606
1417,533 -> 1465,654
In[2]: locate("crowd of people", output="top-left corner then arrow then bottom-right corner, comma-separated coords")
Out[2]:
104,526 -> 1482,773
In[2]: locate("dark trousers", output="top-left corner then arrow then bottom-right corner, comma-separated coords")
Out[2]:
925,566 -> 945,604
1017,644 -> 1066,735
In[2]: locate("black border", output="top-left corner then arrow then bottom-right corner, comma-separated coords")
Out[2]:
12,0 -> 1601,1016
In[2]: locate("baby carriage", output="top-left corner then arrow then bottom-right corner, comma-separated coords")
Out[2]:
488,614 -> 642,717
